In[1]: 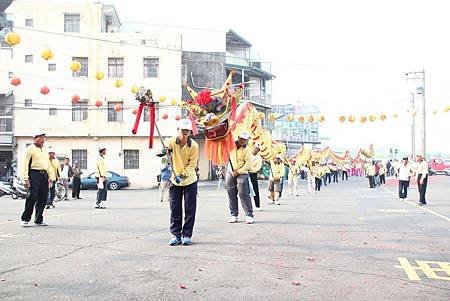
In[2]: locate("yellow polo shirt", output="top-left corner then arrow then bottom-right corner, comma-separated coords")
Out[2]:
95,155 -> 107,178
229,144 -> 251,175
416,160 -> 429,177
21,144 -> 50,180
270,162 -> 285,180
249,154 -> 262,173
48,157 -> 61,181
167,136 -> 199,186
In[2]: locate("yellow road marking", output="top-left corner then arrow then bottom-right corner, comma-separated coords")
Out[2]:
381,185 -> 450,222
0,232 -> 27,240
380,209 -> 408,213
395,257 -> 450,281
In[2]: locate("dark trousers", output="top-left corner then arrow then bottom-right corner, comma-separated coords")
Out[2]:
315,177 -> 322,191
380,174 -> 385,184
368,176 -> 375,188
169,181 -> 198,238
417,174 -> 428,204
399,180 -> 409,199
342,171 -> 348,181
325,173 -> 331,184
96,178 -> 107,205
333,171 -> 339,183
322,175 -> 327,186
47,180 -> 56,205
72,176 -> 81,198
21,170 -> 49,223
249,172 -> 260,208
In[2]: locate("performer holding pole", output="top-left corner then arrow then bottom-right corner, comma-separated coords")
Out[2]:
165,119 -> 199,246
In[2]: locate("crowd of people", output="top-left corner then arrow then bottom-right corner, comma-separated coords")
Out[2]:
18,120 -> 430,246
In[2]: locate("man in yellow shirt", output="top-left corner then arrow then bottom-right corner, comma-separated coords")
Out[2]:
287,160 -> 299,197
268,155 -> 285,205
166,119 -> 199,246
415,153 -> 429,205
249,144 -> 262,210
95,147 -> 108,209
46,147 -> 61,209
20,131 -> 51,227
227,131 -> 254,224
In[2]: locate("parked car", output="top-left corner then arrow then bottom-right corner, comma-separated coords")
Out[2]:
445,168 -> 450,176
69,171 -> 130,190
428,158 -> 450,175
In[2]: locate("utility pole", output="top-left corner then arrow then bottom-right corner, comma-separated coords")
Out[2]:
405,70 -> 426,157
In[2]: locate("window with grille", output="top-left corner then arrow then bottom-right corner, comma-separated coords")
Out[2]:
25,19 -> 33,27
124,150 -> 139,169
107,102 -> 123,122
72,100 -> 88,121
24,99 -> 32,107
108,57 -> 124,78
72,149 -> 87,169
0,94 -> 13,133
49,108 -> 57,116
64,13 -> 80,32
48,63 -> 56,72
25,55 -> 33,63
72,57 -> 88,77
143,106 -> 159,122
143,57 -> 159,78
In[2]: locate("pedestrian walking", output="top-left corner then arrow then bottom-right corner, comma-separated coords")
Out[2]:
227,131 -> 254,223
60,157 -> 73,200
167,119 -> 199,246
287,160 -> 299,196
415,154 -> 429,205
268,155 -> 285,205
159,156 -> 171,202
249,145 -> 262,210
71,161 -> 83,199
95,147 -> 108,209
46,147 -> 60,209
379,163 -> 386,185
20,131 -> 51,227
397,157 -> 412,200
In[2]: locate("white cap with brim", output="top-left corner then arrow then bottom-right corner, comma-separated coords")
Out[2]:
416,153 -> 424,157
178,119 -> 193,131
33,130 -> 46,138
239,131 -> 250,140
48,147 -> 55,153
276,154 -> 283,160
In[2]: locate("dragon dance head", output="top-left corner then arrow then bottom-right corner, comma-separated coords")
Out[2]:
182,71 -> 243,141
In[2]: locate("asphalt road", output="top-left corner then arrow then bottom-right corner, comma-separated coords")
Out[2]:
0,176 -> 449,300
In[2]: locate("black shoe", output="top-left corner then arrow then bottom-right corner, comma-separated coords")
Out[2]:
46,205 -> 50,209
77,197 -> 82,199
51,205 -> 55,208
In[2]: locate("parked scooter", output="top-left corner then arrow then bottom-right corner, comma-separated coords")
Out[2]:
11,177 -> 28,199
0,181 -> 16,198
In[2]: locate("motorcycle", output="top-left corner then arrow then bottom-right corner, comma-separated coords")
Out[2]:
0,181 -> 15,198
11,177 -> 28,199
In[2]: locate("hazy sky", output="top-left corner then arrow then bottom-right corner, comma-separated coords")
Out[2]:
43,0 -> 450,155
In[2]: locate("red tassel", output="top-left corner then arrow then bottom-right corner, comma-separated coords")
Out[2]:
132,103 -> 145,134
230,96 -> 237,120
189,112 -> 198,135
149,103 -> 155,148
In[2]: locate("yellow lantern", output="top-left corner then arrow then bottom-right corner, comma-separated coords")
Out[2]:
380,113 -> 387,121
339,116 -> 346,123
5,32 -> 20,46
318,115 -> 325,123
392,113 -> 398,118
268,113 -> 276,122
171,99 -> 177,106
70,60 -> 81,72
95,71 -> 104,80
360,116 -> 367,123
286,113 -> 294,122
159,96 -> 167,103
131,85 -> 139,94
298,115 -> 305,123
432,109 -> 438,115
443,106 -> 450,113
411,110 -> 417,117
41,48 -> 54,61
114,79 -> 123,88
369,115 -> 377,122
308,115 -> 315,123
257,112 -> 265,120
348,115 -> 355,123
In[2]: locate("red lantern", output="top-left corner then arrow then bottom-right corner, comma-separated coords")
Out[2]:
95,100 -> 103,107
114,104 -> 122,112
40,86 -> 50,95
132,108 -> 138,115
162,113 -> 169,119
175,114 -> 181,121
71,94 -> 80,104
10,76 -> 21,86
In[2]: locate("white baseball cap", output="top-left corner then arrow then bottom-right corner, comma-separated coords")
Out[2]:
239,131 -> 250,140
178,119 -> 193,131
47,146 -> 55,153
276,154 -> 283,160
33,130 -> 46,138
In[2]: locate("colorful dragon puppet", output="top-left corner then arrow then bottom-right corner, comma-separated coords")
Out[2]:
182,71 -> 243,165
